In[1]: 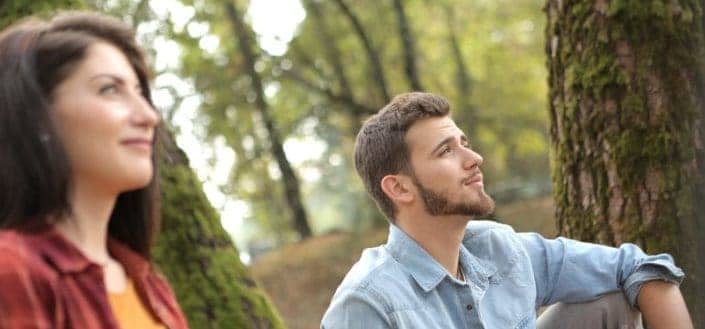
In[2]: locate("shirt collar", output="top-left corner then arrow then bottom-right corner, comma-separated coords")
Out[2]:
384,224 -> 497,292
25,226 -> 151,277
28,226 -> 95,274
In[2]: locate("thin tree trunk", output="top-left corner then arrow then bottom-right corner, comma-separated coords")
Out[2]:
443,4 -> 477,141
392,0 -> 423,91
546,1 -> 705,325
302,0 -> 354,99
332,0 -> 390,102
225,1 -> 312,239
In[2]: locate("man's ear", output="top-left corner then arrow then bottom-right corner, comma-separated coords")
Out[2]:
380,174 -> 414,205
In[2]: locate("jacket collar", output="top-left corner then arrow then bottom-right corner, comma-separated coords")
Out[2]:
384,224 -> 497,293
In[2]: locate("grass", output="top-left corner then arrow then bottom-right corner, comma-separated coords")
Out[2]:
250,196 -> 556,329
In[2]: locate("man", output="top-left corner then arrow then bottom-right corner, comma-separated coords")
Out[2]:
321,92 -> 692,328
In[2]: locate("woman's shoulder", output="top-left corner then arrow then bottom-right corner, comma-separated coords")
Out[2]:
0,229 -> 58,279
0,229 -> 33,261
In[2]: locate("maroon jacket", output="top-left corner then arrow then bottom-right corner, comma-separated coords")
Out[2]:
0,227 -> 189,329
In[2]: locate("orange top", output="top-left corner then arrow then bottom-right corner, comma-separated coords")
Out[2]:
109,279 -> 166,329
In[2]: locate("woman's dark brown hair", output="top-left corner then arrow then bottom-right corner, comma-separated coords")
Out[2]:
0,12 -> 160,258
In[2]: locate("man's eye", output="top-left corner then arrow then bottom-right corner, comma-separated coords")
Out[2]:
441,147 -> 452,155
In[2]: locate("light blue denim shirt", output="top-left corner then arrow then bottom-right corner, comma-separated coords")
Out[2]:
321,221 -> 684,329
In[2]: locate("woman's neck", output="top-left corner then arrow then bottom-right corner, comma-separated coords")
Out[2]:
54,183 -> 117,265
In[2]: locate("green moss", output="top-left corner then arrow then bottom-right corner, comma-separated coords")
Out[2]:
155,152 -> 285,328
547,0 -> 704,256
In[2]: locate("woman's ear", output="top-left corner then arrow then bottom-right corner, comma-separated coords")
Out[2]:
380,174 -> 414,205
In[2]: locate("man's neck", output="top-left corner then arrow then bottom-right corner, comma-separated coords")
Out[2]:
396,210 -> 470,278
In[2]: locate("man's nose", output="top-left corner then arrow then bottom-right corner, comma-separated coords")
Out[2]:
462,148 -> 483,170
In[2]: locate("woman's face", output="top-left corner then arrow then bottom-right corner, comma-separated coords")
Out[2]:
50,41 -> 159,195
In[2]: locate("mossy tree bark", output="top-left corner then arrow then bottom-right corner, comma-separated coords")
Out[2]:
156,129 -> 285,329
546,1 -> 705,325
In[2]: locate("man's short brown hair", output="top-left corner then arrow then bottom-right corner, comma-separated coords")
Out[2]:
354,92 -> 450,221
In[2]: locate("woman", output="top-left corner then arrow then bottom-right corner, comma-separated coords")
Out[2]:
0,11 -> 189,328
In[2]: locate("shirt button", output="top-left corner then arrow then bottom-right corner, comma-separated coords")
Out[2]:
466,304 -> 473,311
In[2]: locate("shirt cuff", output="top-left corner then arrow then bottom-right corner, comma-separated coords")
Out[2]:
623,254 -> 685,309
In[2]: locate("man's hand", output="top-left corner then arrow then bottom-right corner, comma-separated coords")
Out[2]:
638,280 -> 693,329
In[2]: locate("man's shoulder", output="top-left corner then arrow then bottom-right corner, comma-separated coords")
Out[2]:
332,244 -> 420,305
464,220 -> 516,239
463,220 -> 528,269
338,245 -> 402,290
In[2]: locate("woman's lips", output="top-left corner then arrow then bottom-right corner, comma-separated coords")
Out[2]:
121,138 -> 152,152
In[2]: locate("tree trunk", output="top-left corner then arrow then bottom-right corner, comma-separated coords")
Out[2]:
546,1 -> 705,326
302,0 -> 354,99
225,1 -> 312,239
156,129 -> 285,329
332,0 -> 390,103
392,0 -> 423,91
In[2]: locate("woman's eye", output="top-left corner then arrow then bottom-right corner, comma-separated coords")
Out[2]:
99,84 -> 117,94
441,147 -> 452,155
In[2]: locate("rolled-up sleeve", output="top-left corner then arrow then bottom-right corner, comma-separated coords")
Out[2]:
622,254 -> 684,308
518,232 -> 684,308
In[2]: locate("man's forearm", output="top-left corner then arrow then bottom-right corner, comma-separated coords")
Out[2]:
637,280 -> 692,329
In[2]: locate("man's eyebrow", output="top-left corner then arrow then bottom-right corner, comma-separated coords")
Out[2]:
431,136 -> 455,155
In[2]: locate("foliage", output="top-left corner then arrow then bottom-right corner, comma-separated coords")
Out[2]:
0,0 -> 84,28
167,0 -> 551,249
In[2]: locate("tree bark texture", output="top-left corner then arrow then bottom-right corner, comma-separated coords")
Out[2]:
156,129 -> 285,329
546,0 -> 705,325
226,1 -> 312,239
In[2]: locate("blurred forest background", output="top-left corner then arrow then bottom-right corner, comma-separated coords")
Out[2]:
150,0 -> 552,249
4,0 -> 704,328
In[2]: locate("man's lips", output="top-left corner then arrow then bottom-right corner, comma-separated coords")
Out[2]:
463,173 -> 483,186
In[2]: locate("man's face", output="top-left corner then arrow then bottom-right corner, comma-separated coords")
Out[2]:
404,116 -> 494,217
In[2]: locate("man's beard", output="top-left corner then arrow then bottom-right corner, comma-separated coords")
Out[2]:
412,175 -> 495,217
